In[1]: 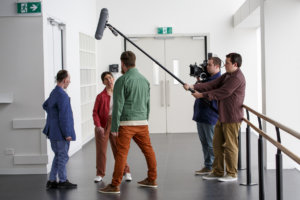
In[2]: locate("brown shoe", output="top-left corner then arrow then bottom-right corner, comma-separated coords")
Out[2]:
98,184 -> 120,194
195,167 -> 212,175
137,178 -> 157,188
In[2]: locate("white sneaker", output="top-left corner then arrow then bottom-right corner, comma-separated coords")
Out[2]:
94,176 -> 103,183
124,173 -> 132,182
218,175 -> 237,182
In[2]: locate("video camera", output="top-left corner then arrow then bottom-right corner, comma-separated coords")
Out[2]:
189,53 -> 213,82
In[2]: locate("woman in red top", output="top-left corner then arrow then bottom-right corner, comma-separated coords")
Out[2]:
92,71 -> 131,182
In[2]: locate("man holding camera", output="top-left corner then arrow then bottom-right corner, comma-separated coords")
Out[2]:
193,57 -> 221,175
184,53 -> 245,182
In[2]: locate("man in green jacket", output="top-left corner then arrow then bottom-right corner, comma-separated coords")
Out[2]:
99,51 -> 157,194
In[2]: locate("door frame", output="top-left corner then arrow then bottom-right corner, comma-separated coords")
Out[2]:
124,33 -> 210,53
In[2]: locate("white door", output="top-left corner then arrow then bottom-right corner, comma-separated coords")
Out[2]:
165,37 -> 205,133
126,36 -> 205,134
126,38 -> 167,133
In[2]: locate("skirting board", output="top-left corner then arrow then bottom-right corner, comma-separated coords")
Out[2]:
14,154 -> 48,165
0,167 -> 47,175
13,118 -> 46,129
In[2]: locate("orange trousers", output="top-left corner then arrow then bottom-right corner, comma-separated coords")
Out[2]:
95,117 -> 130,177
112,125 -> 157,186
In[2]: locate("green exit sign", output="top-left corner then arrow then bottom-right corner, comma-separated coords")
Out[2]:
17,2 -> 41,14
157,27 -> 172,35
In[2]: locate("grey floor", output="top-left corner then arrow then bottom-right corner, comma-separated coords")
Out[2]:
0,133 -> 299,200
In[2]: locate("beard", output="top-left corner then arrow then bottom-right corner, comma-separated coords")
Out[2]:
121,68 -> 125,74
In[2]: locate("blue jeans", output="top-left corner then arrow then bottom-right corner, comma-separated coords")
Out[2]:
49,140 -> 70,182
196,122 -> 215,170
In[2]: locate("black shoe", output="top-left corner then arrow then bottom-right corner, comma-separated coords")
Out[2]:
46,181 -> 58,189
57,180 -> 77,189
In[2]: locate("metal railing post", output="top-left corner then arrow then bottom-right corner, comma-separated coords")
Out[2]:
258,117 -> 265,200
238,128 -> 243,170
275,127 -> 283,200
241,109 -> 257,186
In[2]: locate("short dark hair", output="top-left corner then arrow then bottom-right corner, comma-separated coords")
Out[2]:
120,51 -> 136,67
101,71 -> 113,82
226,53 -> 242,67
209,57 -> 221,67
56,69 -> 68,83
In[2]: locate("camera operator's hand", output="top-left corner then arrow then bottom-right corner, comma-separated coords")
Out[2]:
192,91 -> 204,99
183,83 -> 193,91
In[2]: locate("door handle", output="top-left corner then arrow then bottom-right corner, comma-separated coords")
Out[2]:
166,80 -> 170,107
160,80 -> 165,107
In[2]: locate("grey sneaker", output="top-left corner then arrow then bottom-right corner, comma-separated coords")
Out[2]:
195,167 -> 212,175
218,175 -> 237,182
202,173 -> 222,180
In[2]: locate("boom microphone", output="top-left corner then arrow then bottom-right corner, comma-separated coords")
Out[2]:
95,8 -> 108,40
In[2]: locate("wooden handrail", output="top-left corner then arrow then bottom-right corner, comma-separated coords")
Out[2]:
243,104 -> 300,140
242,117 -> 300,165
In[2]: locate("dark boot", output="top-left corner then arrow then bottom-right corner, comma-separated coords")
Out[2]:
57,180 -> 77,189
46,181 -> 58,189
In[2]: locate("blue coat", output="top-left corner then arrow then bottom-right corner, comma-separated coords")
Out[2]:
43,86 -> 76,141
193,72 -> 221,125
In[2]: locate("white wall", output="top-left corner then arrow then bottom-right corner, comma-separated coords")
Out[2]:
234,0 -> 300,170
263,0 -> 300,169
43,0 -> 97,161
97,30 -> 124,90
0,0 -> 97,174
96,0 -> 259,130
0,14 -> 46,173
43,0 -> 97,172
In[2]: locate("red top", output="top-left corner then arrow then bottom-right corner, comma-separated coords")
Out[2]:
92,88 -> 111,128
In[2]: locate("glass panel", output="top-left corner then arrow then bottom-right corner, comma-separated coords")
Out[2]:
153,62 -> 159,85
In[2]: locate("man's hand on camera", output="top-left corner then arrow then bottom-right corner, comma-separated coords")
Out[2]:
192,91 -> 203,99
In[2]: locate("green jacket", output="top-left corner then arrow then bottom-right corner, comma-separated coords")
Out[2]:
111,68 -> 150,132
